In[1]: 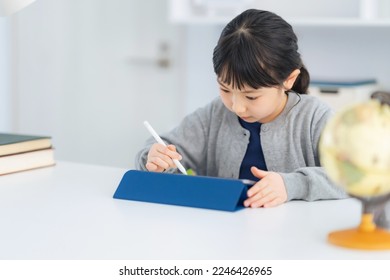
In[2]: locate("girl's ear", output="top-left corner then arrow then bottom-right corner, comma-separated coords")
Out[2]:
283,69 -> 301,90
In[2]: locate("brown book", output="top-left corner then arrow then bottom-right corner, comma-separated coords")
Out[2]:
0,133 -> 52,156
0,148 -> 55,175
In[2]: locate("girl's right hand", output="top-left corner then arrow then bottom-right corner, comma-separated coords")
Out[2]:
146,143 -> 183,172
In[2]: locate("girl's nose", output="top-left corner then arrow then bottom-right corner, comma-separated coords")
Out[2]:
232,96 -> 246,115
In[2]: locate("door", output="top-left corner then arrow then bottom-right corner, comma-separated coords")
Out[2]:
13,0 -> 183,167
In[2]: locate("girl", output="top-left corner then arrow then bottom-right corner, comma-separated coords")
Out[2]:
135,9 -> 347,208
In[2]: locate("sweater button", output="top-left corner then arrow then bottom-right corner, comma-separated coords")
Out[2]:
261,126 -> 269,132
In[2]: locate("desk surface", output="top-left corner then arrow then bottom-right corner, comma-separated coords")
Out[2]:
0,161 -> 389,260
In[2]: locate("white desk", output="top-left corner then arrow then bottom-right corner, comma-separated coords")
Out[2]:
0,161 -> 389,260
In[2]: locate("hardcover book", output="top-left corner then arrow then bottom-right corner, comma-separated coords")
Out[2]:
0,148 -> 55,175
0,133 -> 52,156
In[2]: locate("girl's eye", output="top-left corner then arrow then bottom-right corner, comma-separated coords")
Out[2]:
220,88 -> 230,93
246,96 -> 258,100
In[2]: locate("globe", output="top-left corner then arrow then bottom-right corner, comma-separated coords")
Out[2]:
319,99 -> 390,249
319,100 -> 390,197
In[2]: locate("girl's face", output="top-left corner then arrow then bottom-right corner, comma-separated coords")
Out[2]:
218,79 -> 288,124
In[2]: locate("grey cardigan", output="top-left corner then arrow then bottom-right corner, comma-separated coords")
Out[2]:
135,92 -> 347,201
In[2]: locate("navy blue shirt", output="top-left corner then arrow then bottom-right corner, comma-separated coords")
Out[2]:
238,118 -> 268,182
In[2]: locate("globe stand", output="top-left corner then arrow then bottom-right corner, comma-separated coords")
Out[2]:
328,195 -> 390,250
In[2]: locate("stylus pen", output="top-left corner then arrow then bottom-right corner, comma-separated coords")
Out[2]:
240,179 -> 257,186
143,120 -> 187,175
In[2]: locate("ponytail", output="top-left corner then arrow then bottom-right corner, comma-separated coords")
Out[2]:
292,65 -> 310,94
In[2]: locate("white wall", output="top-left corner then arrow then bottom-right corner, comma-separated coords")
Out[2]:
3,0 -> 390,168
184,26 -> 221,114
10,0 -> 184,168
296,26 -> 390,85
0,17 -> 11,131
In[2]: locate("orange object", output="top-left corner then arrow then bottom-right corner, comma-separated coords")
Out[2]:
328,213 -> 390,250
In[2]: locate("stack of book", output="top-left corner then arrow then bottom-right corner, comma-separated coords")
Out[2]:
0,133 -> 55,175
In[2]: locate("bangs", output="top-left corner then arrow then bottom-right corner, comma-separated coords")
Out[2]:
214,32 -> 280,90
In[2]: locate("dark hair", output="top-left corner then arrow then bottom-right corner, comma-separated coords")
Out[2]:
213,9 -> 309,94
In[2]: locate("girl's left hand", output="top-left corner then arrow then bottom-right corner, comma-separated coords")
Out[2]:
244,167 -> 287,208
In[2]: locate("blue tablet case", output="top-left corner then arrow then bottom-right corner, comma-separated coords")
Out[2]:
113,170 -> 249,212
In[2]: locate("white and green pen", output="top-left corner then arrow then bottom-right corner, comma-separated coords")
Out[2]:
143,120 -> 187,175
